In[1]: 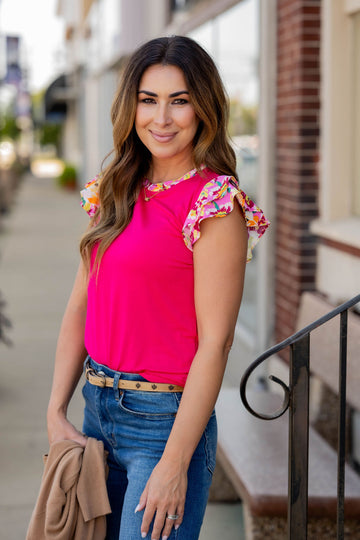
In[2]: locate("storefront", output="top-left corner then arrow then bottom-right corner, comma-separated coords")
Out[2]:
168,0 -> 276,382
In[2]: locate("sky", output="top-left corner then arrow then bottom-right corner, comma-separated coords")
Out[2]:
0,0 -> 65,92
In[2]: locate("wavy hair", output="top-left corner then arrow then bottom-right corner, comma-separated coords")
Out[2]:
80,35 -> 237,274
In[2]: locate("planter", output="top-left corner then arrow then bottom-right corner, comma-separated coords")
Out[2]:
56,163 -> 77,190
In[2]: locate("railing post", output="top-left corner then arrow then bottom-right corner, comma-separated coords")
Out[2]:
288,334 -> 310,539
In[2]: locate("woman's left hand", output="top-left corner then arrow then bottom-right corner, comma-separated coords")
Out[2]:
136,456 -> 188,539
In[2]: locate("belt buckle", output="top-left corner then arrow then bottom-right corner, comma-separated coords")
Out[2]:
86,364 -> 106,388
95,370 -> 106,388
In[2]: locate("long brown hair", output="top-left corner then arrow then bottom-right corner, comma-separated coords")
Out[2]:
80,35 -> 237,274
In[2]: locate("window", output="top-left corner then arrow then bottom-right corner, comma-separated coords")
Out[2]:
189,0 -> 260,333
310,0 -> 360,303
170,0 -> 200,13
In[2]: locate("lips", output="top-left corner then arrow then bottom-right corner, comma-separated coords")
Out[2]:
150,130 -> 177,143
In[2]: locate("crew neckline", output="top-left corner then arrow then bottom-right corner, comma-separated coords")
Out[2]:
143,166 -> 204,192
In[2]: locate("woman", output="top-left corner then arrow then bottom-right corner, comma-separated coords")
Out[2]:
47,36 -> 269,540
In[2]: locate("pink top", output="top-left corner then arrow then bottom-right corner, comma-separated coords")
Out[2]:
80,167 -> 269,386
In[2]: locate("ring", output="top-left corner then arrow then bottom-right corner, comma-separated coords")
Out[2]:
166,514 -> 179,520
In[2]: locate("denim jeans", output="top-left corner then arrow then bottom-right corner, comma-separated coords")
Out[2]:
82,356 -> 217,540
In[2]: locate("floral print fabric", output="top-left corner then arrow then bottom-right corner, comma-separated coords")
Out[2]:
143,166 -> 201,194
182,176 -> 270,262
80,174 -> 102,218
80,169 -> 201,217
80,171 -> 270,262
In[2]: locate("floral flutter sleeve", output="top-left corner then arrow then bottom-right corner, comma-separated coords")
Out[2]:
182,175 -> 270,262
80,174 -> 101,217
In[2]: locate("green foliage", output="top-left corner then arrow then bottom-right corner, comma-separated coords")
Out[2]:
0,115 -> 21,140
31,89 -> 45,125
31,89 -> 45,109
229,99 -> 258,137
39,123 -> 62,149
31,91 -> 62,150
56,163 -> 77,188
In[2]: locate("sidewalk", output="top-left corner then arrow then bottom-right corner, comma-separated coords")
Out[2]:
0,173 -> 243,539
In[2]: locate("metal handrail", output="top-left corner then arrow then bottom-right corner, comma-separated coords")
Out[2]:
240,293 -> 360,420
240,293 -> 360,539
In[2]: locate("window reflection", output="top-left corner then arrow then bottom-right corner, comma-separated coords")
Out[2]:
171,0 -> 202,12
189,0 -> 259,333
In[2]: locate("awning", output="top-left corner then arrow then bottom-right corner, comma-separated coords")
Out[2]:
44,74 -> 77,122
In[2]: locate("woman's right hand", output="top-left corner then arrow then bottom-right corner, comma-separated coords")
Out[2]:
47,412 -> 87,447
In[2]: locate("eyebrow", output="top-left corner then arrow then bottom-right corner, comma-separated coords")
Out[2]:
137,90 -> 189,98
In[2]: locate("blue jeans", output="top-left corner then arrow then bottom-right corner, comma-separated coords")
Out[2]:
82,356 -> 217,540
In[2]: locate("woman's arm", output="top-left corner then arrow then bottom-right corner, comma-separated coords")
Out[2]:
47,259 -> 89,447
138,202 -> 248,540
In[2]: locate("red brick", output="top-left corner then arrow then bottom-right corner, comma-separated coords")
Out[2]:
274,0 -> 320,339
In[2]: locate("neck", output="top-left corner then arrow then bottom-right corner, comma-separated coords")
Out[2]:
149,155 -> 195,184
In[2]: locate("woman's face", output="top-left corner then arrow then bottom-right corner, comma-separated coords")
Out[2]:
135,64 -> 199,165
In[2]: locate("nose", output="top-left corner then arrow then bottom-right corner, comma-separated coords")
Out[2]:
154,103 -> 171,126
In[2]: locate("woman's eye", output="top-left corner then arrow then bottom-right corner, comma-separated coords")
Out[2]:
140,98 -> 156,104
173,99 -> 188,105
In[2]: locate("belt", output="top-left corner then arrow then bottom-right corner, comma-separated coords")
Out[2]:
85,364 -> 184,393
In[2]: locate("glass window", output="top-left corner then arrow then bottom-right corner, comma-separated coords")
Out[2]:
171,0 -> 201,13
189,0 -> 260,333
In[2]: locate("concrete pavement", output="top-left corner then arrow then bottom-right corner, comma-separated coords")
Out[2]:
0,173 -> 243,539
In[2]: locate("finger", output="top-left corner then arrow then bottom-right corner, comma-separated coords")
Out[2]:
150,508 -> 167,540
69,426 -> 88,446
174,503 -> 184,530
160,509 -> 179,539
135,485 -> 148,514
140,499 -> 157,538
162,506 -> 184,540
71,433 -> 88,447
175,502 -> 184,524
49,426 -> 88,447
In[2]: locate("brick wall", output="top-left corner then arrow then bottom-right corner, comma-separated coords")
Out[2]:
275,0 -> 321,345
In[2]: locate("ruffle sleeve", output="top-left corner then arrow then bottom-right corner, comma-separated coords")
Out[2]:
182,175 -> 270,262
80,174 -> 101,217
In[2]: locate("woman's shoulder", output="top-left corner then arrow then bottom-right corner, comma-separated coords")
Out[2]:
80,173 -> 102,217
196,169 -> 239,193
183,170 -> 270,262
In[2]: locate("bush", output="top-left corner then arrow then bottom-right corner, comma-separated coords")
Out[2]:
56,163 -> 77,189
38,123 -> 62,151
0,115 -> 21,141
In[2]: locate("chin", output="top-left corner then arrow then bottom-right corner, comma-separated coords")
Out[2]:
149,147 -> 182,160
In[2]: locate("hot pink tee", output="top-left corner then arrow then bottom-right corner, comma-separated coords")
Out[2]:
80,167 -> 269,386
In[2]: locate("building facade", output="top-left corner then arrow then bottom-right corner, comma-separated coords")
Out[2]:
52,2 -> 360,445
53,0 -> 277,386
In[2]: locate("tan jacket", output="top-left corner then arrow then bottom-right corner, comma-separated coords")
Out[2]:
26,438 -> 111,540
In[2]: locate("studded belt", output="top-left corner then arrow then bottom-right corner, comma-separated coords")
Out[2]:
85,363 -> 184,393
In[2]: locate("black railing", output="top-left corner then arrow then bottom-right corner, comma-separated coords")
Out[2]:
240,293 -> 360,540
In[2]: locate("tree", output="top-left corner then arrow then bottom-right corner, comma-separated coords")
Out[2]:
229,98 -> 258,137
0,115 -> 21,140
